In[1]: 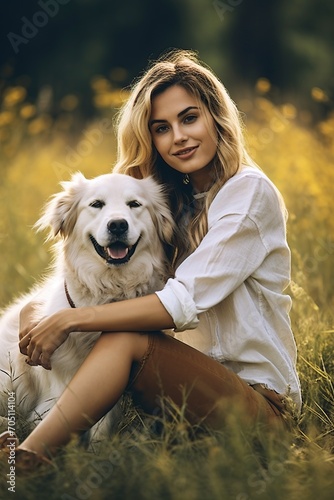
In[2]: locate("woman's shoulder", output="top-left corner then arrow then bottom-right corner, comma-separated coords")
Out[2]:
209,165 -> 285,222
226,165 -> 273,186
222,165 -> 281,201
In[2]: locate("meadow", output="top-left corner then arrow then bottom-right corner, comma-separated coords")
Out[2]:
0,82 -> 334,499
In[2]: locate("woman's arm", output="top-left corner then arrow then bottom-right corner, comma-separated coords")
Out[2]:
19,294 -> 175,369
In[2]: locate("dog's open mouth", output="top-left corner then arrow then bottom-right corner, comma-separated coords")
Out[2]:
89,235 -> 140,265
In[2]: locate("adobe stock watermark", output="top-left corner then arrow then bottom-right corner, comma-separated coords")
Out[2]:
52,118 -> 113,181
6,392 -> 17,494
7,0 -> 71,54
213,0 -> 243,22
303,237 -> 334,275
60,449 -> 122,500
257,106 -> 290,145
235,449 -> 287,500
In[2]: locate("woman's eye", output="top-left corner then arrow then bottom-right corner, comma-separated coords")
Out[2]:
155,125 -> 169,134
184,114 -> 197,124
128,200 -> 142,208
89,200 -> 104,209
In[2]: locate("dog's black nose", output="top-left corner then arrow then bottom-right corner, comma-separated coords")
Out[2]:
107,219 -> 128,235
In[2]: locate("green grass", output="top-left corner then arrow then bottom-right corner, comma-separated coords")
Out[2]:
0,89 -> 334,499
1,394 -> 333,500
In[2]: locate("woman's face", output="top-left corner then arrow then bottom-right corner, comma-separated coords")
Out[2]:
149,85 -> 218,192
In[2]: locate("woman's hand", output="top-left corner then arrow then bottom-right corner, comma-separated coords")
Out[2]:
19,309 -> 76,370
19,300 -> 41,342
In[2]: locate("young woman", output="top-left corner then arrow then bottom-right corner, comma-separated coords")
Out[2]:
1,49 -> 301,467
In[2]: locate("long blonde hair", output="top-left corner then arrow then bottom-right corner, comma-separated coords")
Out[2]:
114,49 -> 256,263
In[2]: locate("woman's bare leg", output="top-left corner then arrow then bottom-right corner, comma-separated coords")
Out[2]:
18,332 -> 149,456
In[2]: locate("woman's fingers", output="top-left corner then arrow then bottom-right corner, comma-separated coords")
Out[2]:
19,310 -> 73,370
22,333 -> 54,369
25,352 -> 52,371
19,321 -> 39,342
19,300 -> 39,341
19,333 -> 31,355
25,336 -> 55,368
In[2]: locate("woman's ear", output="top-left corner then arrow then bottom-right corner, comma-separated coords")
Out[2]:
34,172 -> 87,239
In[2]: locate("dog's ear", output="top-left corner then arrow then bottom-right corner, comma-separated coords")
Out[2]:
141,177 -> 174,244
35,172 -> 87,239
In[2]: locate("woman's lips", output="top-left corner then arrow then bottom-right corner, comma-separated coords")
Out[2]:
172,146 -> 198,160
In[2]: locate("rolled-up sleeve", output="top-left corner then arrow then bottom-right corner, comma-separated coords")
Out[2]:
156,212 -> 269,332
156,278 -> 199,331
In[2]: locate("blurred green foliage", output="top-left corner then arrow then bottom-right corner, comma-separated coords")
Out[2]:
1,0 -> 333,119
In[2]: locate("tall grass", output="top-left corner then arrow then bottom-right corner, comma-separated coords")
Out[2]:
0,85 -> 334,499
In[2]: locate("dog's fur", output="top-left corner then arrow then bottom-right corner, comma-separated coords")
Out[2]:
0,172 -> 174,437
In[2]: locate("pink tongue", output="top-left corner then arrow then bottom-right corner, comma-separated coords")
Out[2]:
107,244 -> 129,259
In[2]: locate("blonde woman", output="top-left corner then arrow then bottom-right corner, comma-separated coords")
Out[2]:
1,50 -> 301,467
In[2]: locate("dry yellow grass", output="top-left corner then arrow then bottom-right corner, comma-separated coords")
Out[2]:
0,85 -> 334,499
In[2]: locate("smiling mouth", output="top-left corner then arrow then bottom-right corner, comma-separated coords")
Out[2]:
89,235 -> 140,266
173,146 -> 198,156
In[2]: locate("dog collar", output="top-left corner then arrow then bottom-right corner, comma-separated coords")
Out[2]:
64,281 -> 76,308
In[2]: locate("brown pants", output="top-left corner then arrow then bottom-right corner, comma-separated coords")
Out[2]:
128,333 -> 287,429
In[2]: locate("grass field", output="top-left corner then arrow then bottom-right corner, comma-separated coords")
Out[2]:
0,84 -> 334,499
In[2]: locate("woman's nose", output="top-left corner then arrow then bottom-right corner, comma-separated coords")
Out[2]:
173,125 -> 188,144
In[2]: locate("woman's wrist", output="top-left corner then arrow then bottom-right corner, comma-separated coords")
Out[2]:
65,306 -> 100,333
60,307 -> 82,335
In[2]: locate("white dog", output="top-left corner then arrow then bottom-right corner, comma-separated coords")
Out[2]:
0,172 -> 174,439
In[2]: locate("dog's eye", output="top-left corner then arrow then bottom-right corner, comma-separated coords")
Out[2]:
127,200 -> 142,208
90,200 -> 105,209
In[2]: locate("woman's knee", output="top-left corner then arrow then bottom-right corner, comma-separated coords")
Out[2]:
99,331 -> 149,361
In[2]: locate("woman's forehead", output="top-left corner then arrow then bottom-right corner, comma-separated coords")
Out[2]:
150,85 -> 201,118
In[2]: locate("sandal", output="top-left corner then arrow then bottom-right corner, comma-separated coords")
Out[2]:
0,430 -> 19,448
0,430 -> 55,474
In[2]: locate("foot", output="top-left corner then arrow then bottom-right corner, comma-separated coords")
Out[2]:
0,430 -> 19,448
0,431 -> 55,474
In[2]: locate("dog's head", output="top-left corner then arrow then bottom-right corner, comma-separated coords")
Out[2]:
36,172 -> 174,268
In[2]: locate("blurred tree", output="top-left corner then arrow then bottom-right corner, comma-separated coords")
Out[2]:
225,0 -> 333,111
0,0 -> 333,117
281,0 -> 334,109
1,0 -> 189,116
226,0 -> 284,85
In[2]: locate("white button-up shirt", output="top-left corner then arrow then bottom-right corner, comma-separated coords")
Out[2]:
156,166 -> 302,411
